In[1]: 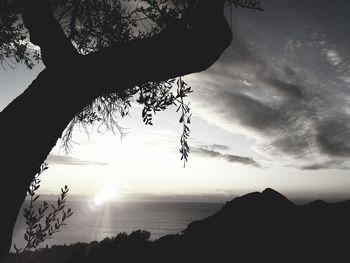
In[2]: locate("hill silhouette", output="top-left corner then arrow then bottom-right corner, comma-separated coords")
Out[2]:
5,188 -> 350,262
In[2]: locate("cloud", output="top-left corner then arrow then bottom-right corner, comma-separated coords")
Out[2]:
316,116 -> 350,157
187,26 -> 350,170
300,161 -> 348,171
340,76 -> 350,84
213,92 -> 284,133
258,75 -> 304,99
197,144 -> 230,151
46,154 -> 108,166
191,147 -> 260,168
323,48 -> 343,66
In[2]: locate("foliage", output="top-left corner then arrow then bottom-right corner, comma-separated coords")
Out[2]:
176,77 -> 192,167
228,0 -> 263,10
14,163 -> 74,254
0,0 -> 262,164
6,230 -> 154,263
0,0 -> 34,69
108,230 -> 151,245
135,77 -> 192,166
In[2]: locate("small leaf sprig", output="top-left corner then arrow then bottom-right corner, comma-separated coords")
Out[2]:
14,163 -> 74,254
138,79 -> 176,126
175,77 -> 192,167
137,77 -> 192,166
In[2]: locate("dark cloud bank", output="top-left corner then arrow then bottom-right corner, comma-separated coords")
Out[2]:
190,0 -> 350,170
192,147 -> 261,168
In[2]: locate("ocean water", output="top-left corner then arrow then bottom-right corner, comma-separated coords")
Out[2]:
11,200 -> 222,250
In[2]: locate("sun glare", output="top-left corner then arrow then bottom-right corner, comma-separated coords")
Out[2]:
93,186 -> 119,206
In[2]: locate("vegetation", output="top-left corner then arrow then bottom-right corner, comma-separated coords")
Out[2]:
7,230 -> 155,263
14,163 -> 73,254
5,188 -> 350,262
1,0 -> 262,165
0,0 -> 264,259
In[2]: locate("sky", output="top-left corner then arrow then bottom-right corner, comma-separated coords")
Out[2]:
1,0 -> 350,202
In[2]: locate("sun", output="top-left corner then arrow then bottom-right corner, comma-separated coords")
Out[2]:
93,186 -> 119,206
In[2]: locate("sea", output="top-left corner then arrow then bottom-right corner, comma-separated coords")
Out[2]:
11,199 -> 223,251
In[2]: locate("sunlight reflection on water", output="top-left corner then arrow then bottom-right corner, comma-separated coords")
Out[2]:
11,200 -> 222,250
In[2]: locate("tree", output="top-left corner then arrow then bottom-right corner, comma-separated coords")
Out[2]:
0,0 -> 262,259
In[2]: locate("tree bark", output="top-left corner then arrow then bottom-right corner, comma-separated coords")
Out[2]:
0,0 -> 232,259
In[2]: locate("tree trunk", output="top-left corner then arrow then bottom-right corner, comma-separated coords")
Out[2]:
0,0 -> 232,259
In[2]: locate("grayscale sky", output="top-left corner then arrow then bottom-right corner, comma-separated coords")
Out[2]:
1,0 -> 350,202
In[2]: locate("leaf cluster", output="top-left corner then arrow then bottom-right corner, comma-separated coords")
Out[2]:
14,163 -> 74,254
175,77 -> 192,166
135,77 -> 192,165
54,0 -> 133,54
138,79 -> 177,126
0,0 -> 34,69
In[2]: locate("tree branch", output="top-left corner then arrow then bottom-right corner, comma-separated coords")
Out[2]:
22,0 -> 78,67
85,0 -> 232,93
0,0 -> 232,259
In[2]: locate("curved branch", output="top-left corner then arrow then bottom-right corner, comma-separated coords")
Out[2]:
22,0 -> 78,67
0,0 -> 232,259
85,0 -> 232,92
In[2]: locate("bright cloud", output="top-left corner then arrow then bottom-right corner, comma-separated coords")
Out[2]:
323,48 -> 342,66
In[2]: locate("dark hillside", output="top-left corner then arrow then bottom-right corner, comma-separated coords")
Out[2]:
5,188 -> 350,262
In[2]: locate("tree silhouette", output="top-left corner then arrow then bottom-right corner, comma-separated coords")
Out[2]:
0,0 -> 262,258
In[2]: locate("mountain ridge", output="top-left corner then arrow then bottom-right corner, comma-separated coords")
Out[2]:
5,188 -> 350,262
